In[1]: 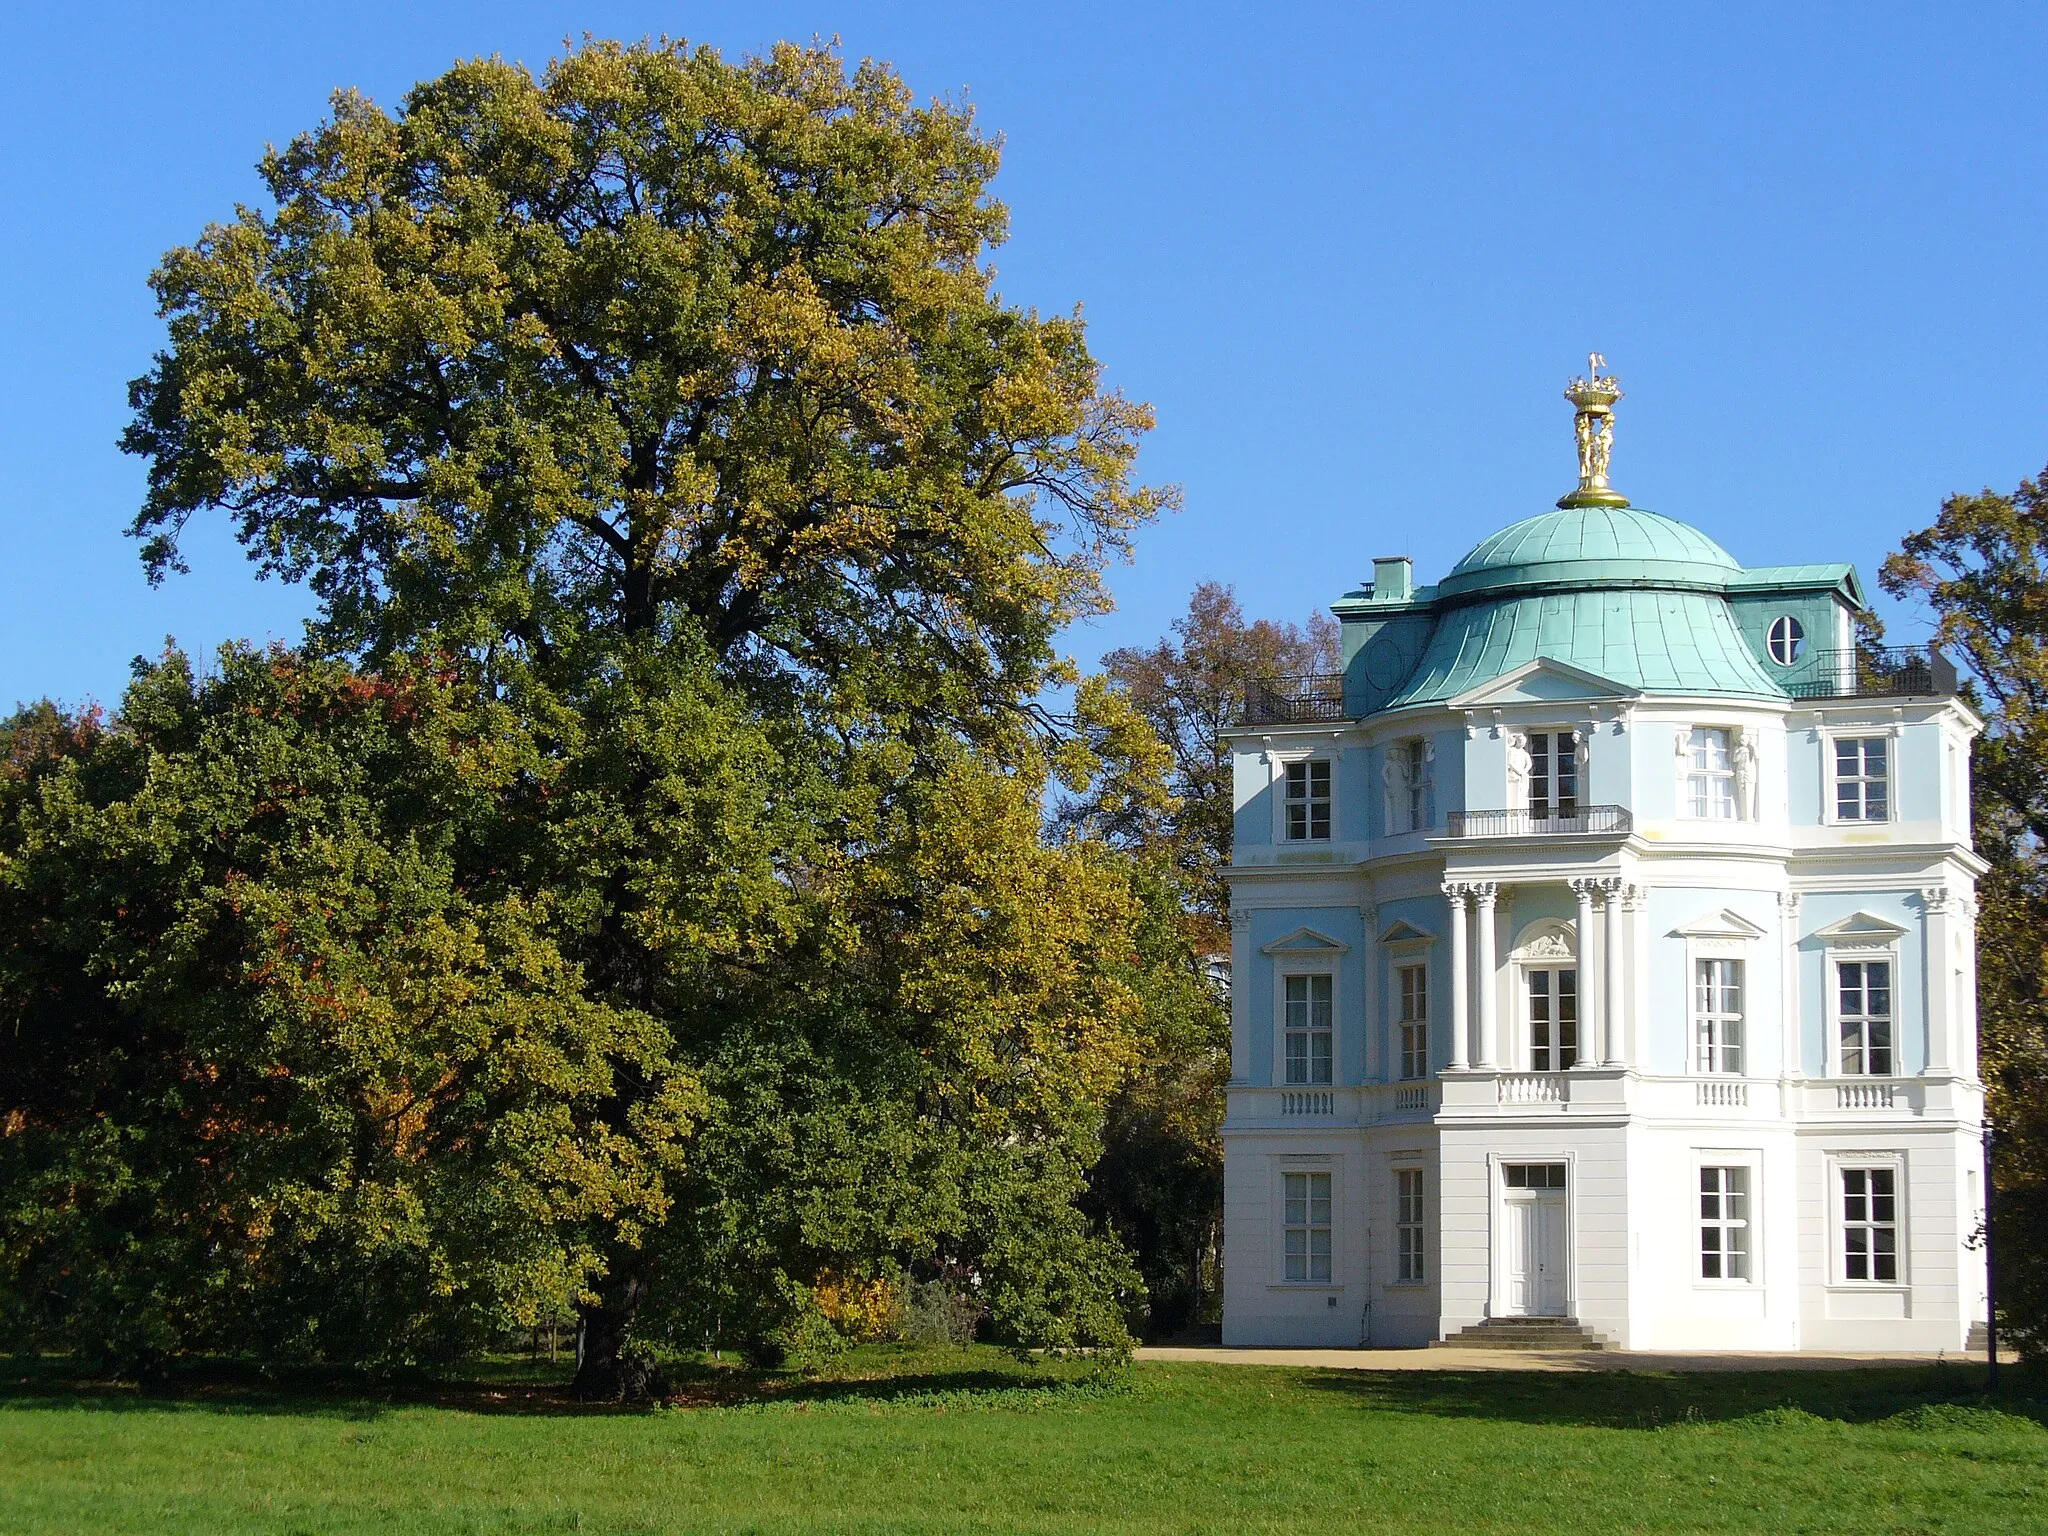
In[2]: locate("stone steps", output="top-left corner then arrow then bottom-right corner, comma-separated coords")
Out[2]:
1965,1321 -> 1992,1353
1433,1316 -> 1610,1351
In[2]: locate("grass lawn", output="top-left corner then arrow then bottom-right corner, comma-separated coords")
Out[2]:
1,1345 -> 2044,1534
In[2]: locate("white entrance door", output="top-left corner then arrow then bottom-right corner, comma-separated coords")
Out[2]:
1502,1166 -> 1569,1316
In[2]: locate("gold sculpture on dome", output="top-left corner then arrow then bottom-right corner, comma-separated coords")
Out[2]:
1558,352 -> 1630,509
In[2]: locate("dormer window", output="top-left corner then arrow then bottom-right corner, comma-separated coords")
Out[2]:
1767,615 -> 1805,665
1284,759 -> 1332,841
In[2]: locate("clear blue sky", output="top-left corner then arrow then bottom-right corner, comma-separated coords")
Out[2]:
5,3 -> 2046,710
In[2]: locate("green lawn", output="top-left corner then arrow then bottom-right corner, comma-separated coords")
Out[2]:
1,1346 -> 2043,1533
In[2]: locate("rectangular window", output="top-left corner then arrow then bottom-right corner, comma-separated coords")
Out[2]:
1285,759 -> 1332,841
1502,1163 -> 1567,1189
1528,968 -> 1578,1071
1396,1168 -> 1426,1282
1529,730 -> 1580,820
1686,727 -> 1737,819
1693,958 -> 1744,1074
1397,963 -> 1428,1080
1284,973 -> 1334,1086
1838,960 -> 1894,1076
1699,1166 -> 1751,1280
1284,1170 -> 1333,1283
1834,737 -> 1890,822
1842,1167 -> 1898,1283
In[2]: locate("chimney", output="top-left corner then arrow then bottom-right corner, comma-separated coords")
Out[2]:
1372,556 -> 1414,603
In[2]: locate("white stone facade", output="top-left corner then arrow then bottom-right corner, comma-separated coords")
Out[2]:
1221,532 -> 1987,1353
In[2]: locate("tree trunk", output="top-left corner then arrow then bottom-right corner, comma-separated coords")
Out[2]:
571,1271 -> 662,1402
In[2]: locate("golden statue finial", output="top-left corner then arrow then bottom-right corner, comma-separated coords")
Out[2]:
1558,353 -> 1629,509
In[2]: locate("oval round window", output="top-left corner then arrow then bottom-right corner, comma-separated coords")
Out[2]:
1768,615 -> 1805,665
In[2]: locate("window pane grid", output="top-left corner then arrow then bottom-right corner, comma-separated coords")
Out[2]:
1841,1167 -> 1898,1283
1530,730 -> 1580,820
1693,958 -> 1744,1074
1284,1171 -> 1333,1283
1284,973 -> 1334,1085
1396,1168 -> 1426,1282
1838,960 -> 1894,1076
1528,967 -> 1577,1071
1285,759 -> 1332,841
1833,736 -> 1889,822
1699,1166 -> 1750,1280
1687,727 -> 1737,819
1398,963 -> 1428,1079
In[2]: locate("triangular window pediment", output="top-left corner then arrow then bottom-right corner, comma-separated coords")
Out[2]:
1260,927 -> 1351,956
1671,908 -> 1770,942
1377,919 -> 1434,946
1448,656 -> 1640,708
1809,911 -> 1909,946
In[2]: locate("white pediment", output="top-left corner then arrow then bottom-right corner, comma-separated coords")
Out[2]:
1670,908 -> 1771,942
1377,919 -> 1435,946
1808,911 -> 1910,947
1447,656 -> 1641,708
1260,926 -> 1351,956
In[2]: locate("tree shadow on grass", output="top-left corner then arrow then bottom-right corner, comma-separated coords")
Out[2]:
0,1348 -> 1108,1420
1297,1363 -> 2048,1432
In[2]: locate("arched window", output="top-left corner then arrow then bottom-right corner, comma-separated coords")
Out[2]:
1767,615 -> 1805,665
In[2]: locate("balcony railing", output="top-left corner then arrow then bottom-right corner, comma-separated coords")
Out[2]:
1785,646 -> 1959,701
1241,673 -> 1347,726
1444,805 -> 1632,838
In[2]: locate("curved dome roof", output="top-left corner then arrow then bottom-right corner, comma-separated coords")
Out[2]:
1436,506 -> 1741,601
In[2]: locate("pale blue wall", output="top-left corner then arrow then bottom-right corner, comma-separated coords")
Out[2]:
1641,887 -> 1787,1077
1243,904 -> 1366,1087
1794,891 -> 1926,1076
1370,892 -> 1450,1079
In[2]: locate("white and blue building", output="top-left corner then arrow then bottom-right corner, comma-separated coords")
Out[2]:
1221,365 -> 1988,1352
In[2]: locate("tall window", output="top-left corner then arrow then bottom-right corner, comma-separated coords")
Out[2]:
1284,974 -> 1334,1085
1396,1169 -> 1426,1282
1841,1167 -> 1898,1283
1693,959 -> 1744,1074
1834,737 -> 1890,822
1397,963 -> 1429,1080
1838,960 -> 1894,1076
1529,730 -> 1579,819
1700,1167 -> 1750,1280
1527,967 -> 1577,1071
1284,1171 -> 1332,1283
1685,727 -> 1737,819
1285,759 -> 1332,841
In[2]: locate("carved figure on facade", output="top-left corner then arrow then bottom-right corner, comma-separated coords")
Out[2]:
1732,727 -> 1759,821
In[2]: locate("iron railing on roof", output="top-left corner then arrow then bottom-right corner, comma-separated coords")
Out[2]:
1784,646 -> 1958,701
1444,805 -> 1632,838
1241,673 -> 1348,725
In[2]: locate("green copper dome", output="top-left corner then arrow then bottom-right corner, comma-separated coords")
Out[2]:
1436,506 -> 1741,601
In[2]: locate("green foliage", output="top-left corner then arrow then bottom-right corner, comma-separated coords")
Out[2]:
0,648 -> 702,1370
80,35 -> 1173,1384
1884,469 -> 2048,1353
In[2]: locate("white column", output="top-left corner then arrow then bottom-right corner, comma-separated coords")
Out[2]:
1602,877 -> 1625,1066
1923,887 -> 1953,1075
1474,883 -> 1500,1068
1570,878 -> 1600,1065
1445,883 -> 1469,1070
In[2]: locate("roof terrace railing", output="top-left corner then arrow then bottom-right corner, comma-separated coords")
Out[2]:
1445,805 -> 1632,838
1241,673 -> 1348,726
1785,646 -> 1959,702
